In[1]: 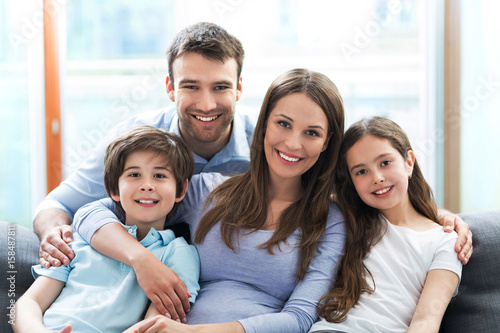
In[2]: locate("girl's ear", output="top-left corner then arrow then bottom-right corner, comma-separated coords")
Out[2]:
406,150 -> 415,177
175,179 -> 189,203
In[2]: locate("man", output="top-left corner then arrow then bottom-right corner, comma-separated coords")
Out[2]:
33,21 -> 472,324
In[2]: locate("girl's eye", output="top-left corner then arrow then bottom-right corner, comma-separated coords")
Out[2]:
355,169 -> 367,176
381,160 -> 391,167
277,120 -> 291,128
129,173 -> 140,178
305,129 -> 319,137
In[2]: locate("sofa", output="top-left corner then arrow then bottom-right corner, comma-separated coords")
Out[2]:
1,211 -> 499,332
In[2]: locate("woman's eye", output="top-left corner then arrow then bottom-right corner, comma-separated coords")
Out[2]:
305,130 -> 319,137
381,160 -> 391,167
277,120 -> 290,128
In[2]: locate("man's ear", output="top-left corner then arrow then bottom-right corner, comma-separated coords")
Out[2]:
406,150 -> 415,176
175,179 -> 189,203
235,76 -> 243,101
166,76 -> 175,102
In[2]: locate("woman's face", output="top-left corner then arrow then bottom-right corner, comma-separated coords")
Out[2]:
264,93 -> 329,185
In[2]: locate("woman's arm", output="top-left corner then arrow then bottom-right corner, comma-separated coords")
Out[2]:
13,276 -> 70,333
125,314 -> 244,333
408,269 -> 459,333
437,207 -> 472,264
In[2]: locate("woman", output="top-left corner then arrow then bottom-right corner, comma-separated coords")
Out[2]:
75,68 -> 346,333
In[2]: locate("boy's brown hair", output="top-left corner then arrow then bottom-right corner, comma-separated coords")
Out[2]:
103,125 -> 194,222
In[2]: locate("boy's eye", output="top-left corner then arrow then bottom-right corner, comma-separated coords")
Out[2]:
277,120 -> 291,128
154,174 -> 166,179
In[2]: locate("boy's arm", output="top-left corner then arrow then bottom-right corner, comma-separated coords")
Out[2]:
13,276 -> 70,333
90,222 -> 191,323
408,269 -> 459,333
437,207 -> 473,264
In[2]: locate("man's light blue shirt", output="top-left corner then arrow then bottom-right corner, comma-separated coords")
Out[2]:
35,106 -> 257,219
32,224 -> 200,333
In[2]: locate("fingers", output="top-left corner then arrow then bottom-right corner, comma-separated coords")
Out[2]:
157,288 -> 187,323
456,230 -> 473,265
39,227 -> 75,267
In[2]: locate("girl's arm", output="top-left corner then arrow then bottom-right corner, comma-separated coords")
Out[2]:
408,269 -> 459,333
13,276 -> 70,333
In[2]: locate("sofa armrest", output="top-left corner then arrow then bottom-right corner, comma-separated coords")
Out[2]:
0,221 -> 40,332
440,211 -> 500,332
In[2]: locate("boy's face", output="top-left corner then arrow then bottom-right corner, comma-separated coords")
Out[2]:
111,150 -> 185,232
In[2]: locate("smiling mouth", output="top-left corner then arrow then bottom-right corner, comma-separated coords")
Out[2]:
194,115 -> 220,122
278,150 -> 301,162
372,186 -> 393,195
136,200 -> 159,204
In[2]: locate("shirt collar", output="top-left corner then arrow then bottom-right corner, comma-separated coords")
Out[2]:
124,225 -> 176,247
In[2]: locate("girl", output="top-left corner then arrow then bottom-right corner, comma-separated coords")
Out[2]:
310,117 -> 462,333
74,68 -> 347,333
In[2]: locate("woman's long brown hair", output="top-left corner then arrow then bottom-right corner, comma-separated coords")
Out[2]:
318,116 -> 438,322
194,68 -> 345,281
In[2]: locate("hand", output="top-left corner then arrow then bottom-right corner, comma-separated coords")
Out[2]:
57,325 -> 72,333
438,211 -> 473,265
39,225 -> 75,268
124,315 -> 191,333
133,252 -> 191,323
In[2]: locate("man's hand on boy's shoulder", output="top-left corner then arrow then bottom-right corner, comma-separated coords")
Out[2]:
39,224 -> 75,268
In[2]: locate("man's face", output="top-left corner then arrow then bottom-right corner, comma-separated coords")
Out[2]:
167,52 -> 242,145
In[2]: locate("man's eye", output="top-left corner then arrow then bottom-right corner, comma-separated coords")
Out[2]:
215,86 -> 229,90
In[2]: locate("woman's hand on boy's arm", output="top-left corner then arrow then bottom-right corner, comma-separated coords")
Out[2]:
91,223 -> 191,323
437,208 -> 473,265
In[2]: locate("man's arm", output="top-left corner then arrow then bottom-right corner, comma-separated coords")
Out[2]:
90,223 -> 191,323
437,207 -> 473,264
34,208 -> 75,268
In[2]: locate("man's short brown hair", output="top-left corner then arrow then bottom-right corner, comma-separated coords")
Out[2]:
166,22 -> 244,87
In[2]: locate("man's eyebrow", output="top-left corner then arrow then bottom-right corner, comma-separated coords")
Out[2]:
178,79 -> 199,85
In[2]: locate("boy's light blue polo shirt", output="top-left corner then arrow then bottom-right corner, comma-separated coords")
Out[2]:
32,225 -> 200,332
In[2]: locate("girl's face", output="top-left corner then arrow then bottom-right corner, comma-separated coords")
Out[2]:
264,93 -> 329,186
111,150 -> 185,232
346,135 -> 414,216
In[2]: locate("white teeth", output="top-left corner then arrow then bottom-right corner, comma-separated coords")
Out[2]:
137,200 -> 156,204
195,115 -> 219,122
374,187 -> 391,195
279,151 -> 300,162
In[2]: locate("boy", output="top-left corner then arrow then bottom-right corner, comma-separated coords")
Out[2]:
13,126 -> 200,332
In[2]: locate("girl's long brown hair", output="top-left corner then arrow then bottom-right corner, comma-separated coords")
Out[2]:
318,116 -> 438,322
194,68 -> 345,281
